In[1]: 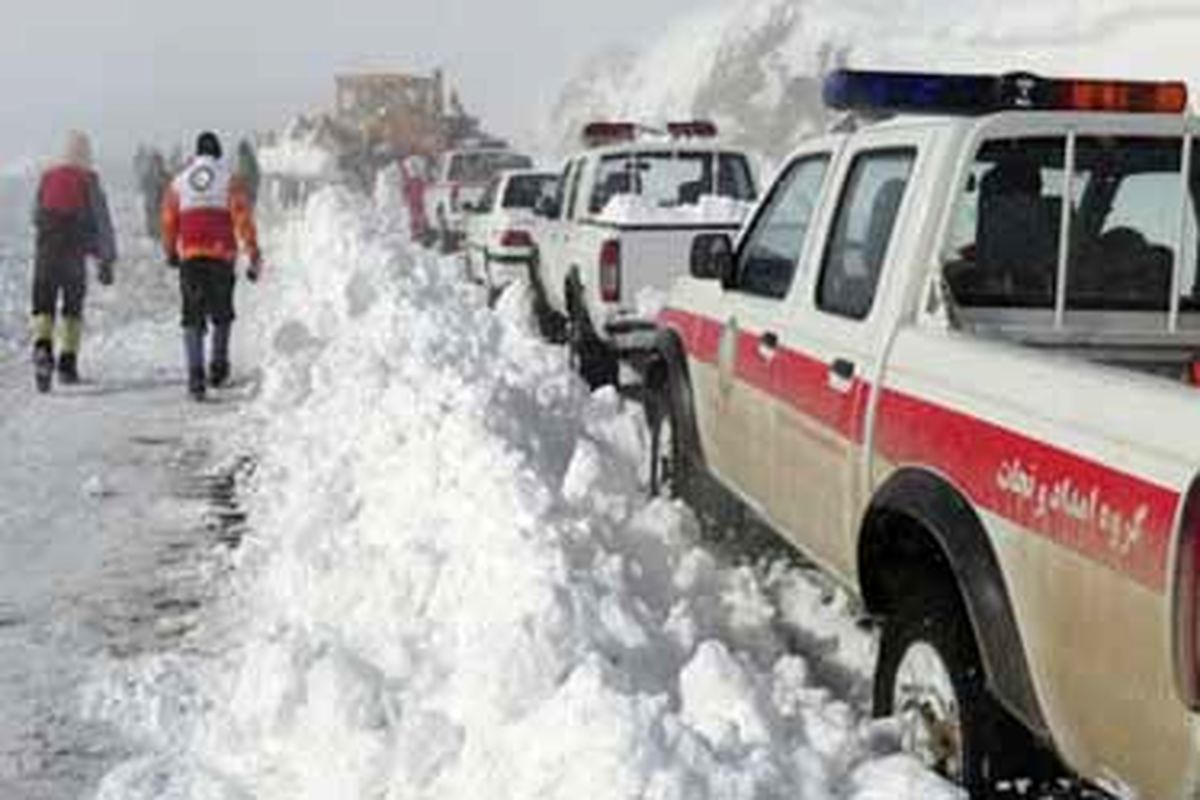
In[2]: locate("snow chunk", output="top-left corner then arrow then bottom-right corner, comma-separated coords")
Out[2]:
679,640 -> 770,748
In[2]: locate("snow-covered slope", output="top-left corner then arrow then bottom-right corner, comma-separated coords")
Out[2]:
544,0 -> 1200,162
82,186 -> 959,799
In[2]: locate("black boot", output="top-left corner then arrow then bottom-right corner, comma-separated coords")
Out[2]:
33,340 -> 53,394
188,367 -> 207,401
57,352 -> 79,385
208,360 -> 230,388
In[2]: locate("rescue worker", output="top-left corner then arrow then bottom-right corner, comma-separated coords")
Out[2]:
235,139 -> 261,210
31,131 -> 117,392
161,131 -> 261,401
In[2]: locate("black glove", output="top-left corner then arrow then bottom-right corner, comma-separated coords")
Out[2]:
167,252 -> 181,268
97,259 -> 115,286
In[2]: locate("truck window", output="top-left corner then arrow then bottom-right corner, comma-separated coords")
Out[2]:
1066,137 -> 1186,311
733,154 -> 830,299
945,136 -> 1200,313
718,153 -> 757,202
477,177 -> 501,213
447,152 -> 534,183
503,174 -> 557,210
817,149 -> 915,320
588,151 -> 747,214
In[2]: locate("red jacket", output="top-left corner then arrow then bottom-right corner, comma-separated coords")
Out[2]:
35,164 -> 117,264
162,156 -> 259,265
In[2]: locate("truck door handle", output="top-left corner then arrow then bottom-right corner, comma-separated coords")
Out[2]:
758,331 -> 779,361
828,358 -> 856,393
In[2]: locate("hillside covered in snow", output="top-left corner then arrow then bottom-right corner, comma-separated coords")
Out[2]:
544,0 -> 1200,163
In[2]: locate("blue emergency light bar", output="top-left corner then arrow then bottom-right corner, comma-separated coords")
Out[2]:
823,69 -> 1188,116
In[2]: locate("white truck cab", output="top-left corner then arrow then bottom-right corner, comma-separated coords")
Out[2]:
648,69 -> 1200,797
532,122 -> 758,386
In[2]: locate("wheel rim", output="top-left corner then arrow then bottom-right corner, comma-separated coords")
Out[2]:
892,641 -> 964,782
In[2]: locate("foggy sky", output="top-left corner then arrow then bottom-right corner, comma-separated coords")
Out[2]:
0,0 -> 703,169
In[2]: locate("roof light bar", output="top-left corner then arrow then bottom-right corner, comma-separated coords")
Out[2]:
582,122 -> 638,148
667,120 -> 719,138
823,69 -> 1188,116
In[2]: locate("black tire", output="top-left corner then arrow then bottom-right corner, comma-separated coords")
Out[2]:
527,257 -> 567,343
437,208 -> 453,255
646,365 -> 693,498
566,280 -> 617,389
874,584 -> 1029,797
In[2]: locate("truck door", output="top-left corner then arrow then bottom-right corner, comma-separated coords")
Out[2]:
704,152 -> 834,506
766,140 -> 918,577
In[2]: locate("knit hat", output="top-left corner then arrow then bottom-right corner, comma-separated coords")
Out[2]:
196,131 -> 222,159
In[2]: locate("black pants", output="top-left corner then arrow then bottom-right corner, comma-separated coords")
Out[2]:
180,259 -> 236,328
32,255 -> 87,320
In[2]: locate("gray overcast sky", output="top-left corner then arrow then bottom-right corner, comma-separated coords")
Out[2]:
0,0 -> 702,168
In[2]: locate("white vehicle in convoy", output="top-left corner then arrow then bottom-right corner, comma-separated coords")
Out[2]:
462,169 -> 558,299
644,68 -> 1200,797
533,122 -> 758,385
426,147 -> 534,252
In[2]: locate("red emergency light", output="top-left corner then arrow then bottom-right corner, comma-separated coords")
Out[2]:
583,122 -> 638,148
667,120 -> 719,138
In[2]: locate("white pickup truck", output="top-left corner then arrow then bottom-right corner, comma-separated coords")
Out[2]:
532,122 -> 758,386
426,147 -> 533,253
645,69 -> 1200,797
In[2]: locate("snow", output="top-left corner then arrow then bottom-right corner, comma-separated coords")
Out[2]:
546,0 -> 1200,163
595,194 -> 755,227
256,140 -> 338,179
0,183 -> 253,798
64,185 -> 964,799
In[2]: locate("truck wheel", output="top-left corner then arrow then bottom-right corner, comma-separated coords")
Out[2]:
874,585 -> 1014,795
567,285 -> 617,389
437,208 -> 452,254
528,258 -> 567,343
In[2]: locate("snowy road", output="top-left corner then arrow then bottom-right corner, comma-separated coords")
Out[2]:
0,187 -> 251,798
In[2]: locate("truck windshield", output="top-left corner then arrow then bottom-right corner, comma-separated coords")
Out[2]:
502,174 -> 558,210
945,135 -> 1200,314
588,151 -> 755,214
447,152 -> 534,183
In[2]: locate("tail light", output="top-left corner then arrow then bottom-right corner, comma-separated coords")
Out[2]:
1172,476 -> 1200,708
599,239 -> 621,303
1190,359 -> 1200,386
500,229 -> 534,248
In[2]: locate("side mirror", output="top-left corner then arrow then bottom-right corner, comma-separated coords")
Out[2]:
690,233 -> 735,284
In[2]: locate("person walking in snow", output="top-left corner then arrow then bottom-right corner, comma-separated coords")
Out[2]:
30,130 -> 117,392
161,131 -> 262,401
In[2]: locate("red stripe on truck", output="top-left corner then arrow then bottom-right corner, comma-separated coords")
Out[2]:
875,389 -> 1175,592
660,307 -> 1177,591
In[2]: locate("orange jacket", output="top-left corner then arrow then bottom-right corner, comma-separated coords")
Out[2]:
162,156 -> 259,265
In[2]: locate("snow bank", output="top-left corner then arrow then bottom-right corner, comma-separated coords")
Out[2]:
84,187 -> 958,799
596,194 -> 755,227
